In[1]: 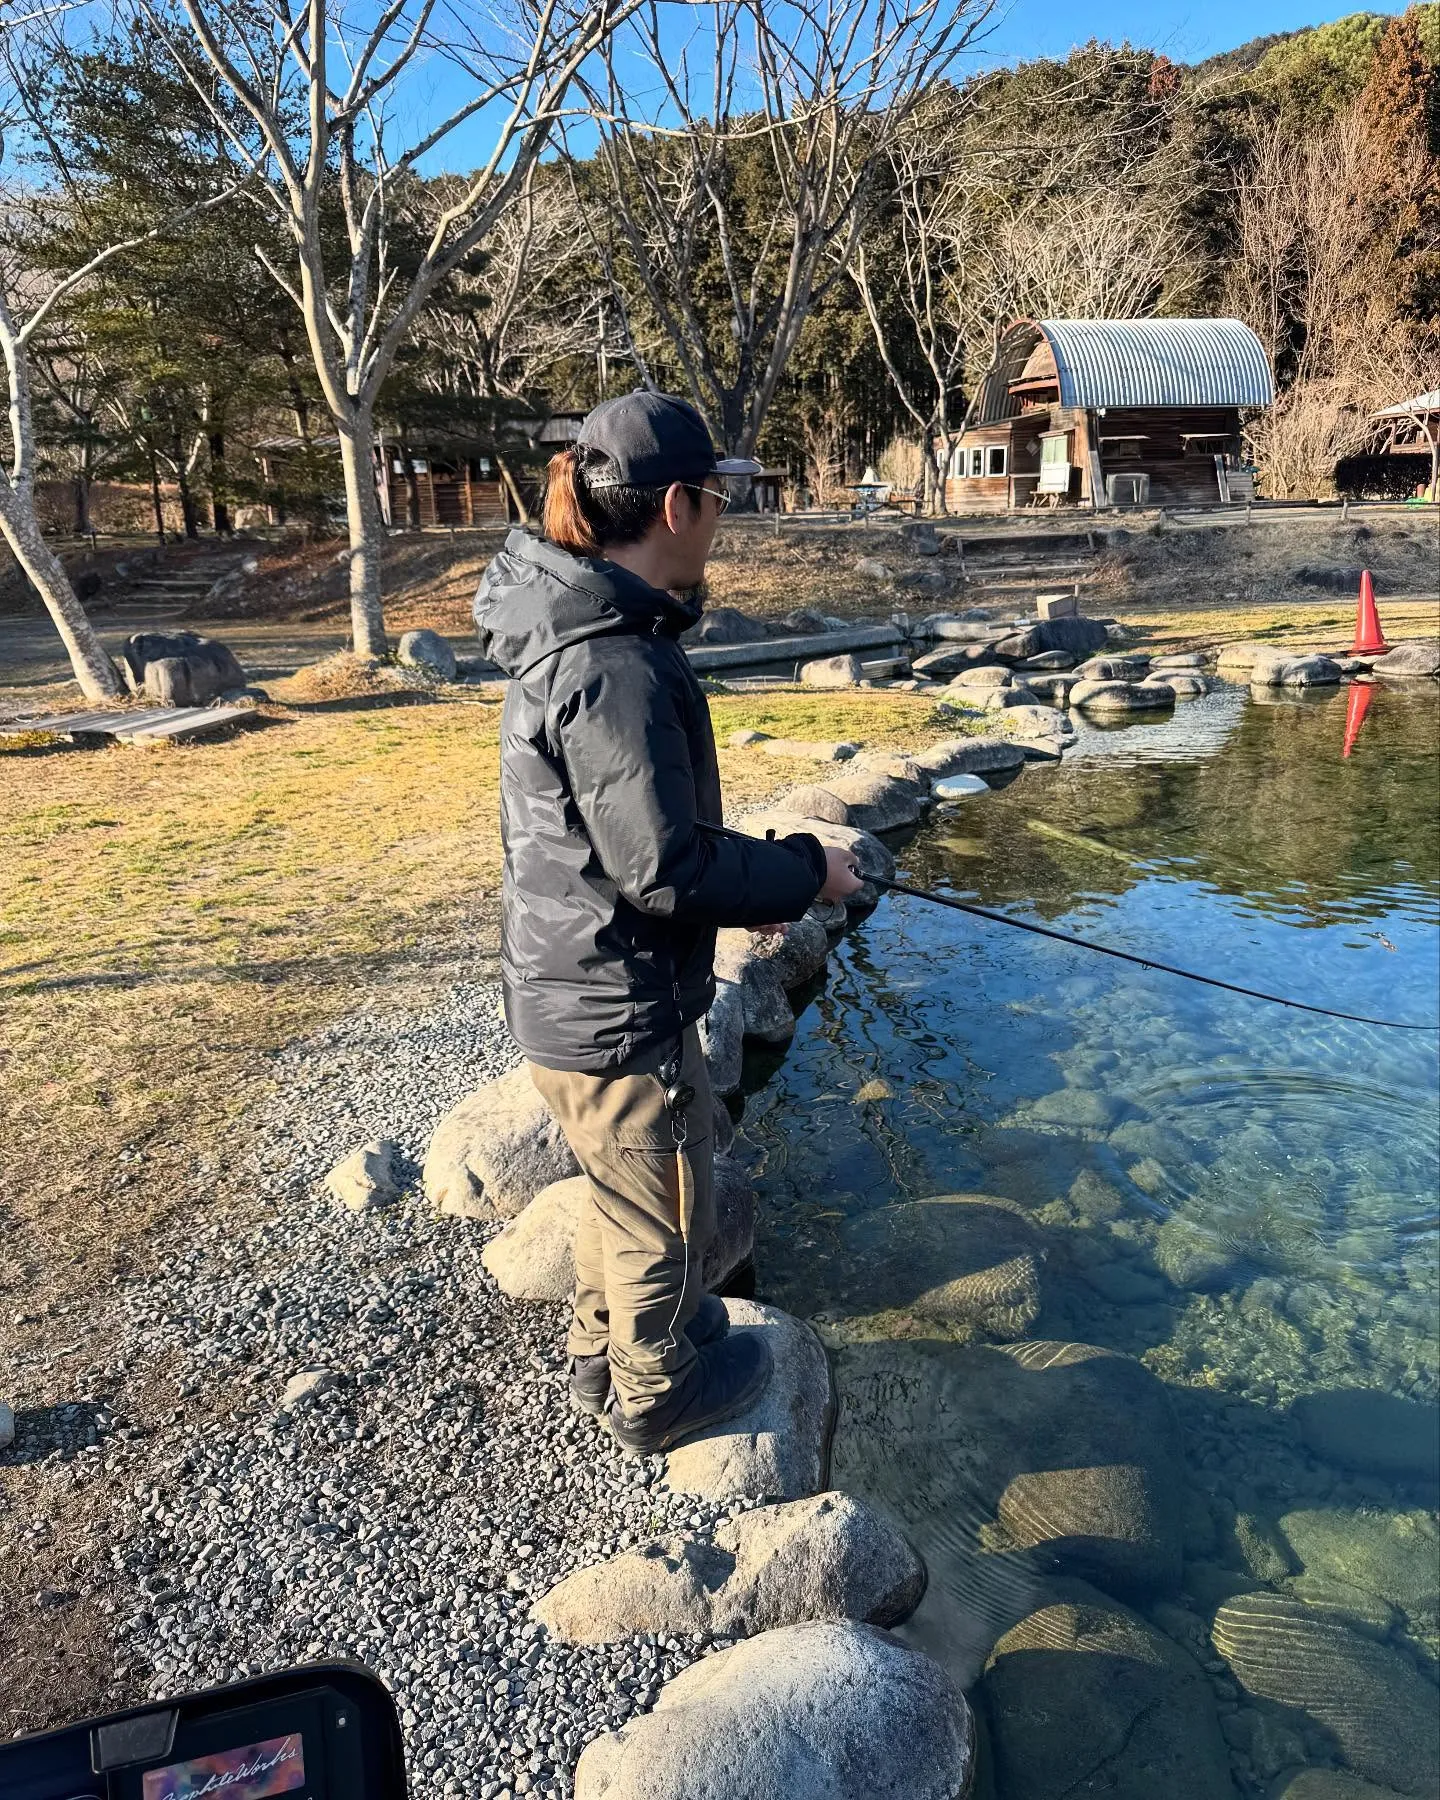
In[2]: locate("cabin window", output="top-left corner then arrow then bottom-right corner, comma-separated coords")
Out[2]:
949,443 -> 968,478
986,445 -> 1007,477
969,447 -> 984,477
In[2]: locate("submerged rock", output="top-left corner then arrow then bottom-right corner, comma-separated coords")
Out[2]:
982,1581 -> 1234,1800
816,1195 -> 1043,1346
1278,1507 -> 1439,1626
661,1300 -> 833,1503
1154,1215 -> 1241,1291
534,1491 -> 925,1643
1213,1590 -> 1440,1796
1025,1086 -> 1123,1131
699,981 -> 746,1095
1291,1388 -> 1440,1482
1268,1771 -> 1418,1799
423,1066 -> 576,1219
573,1622 -> 975,1800
832,1338 -> 1184,1608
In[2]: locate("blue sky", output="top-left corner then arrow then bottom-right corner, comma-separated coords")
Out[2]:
978,0 -> 1403,63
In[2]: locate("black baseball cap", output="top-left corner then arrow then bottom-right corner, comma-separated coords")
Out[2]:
577,390 -> 762,488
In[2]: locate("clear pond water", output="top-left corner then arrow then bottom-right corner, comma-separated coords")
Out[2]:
738,678 -> 1440,1794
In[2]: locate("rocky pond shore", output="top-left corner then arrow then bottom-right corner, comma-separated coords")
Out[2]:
4,639 -> 1438,1798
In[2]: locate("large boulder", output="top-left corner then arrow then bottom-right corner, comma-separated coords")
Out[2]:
1074,655 -> 1151,681
120,630 -> 246,703
982,1582 -> 1235,1800
998,704 -> 1075,742
779,771 -> 922,834
849,749 -> 930,790
908,736 -> 1025,777
1213,1590 -> 1440,1796
661,1300 -> 833,1502
483,1156 -> 756,1303
757,737 -> 858,763
710,940 -> 796,1044
423,1065 -> 576,1220
1070,678 -> 1174,713
695,606 -> 770,644
700,981 -> 746,1095
831,1339 -> 1184,1605
913,644 -> 1006,680
1291,1389 -> 1440,1483
733,811 -> 893,906
799,653 -> 864,689
396,628 -> 457,680
534,1491 -> 925,1643
573,1622 -> 975,1800
1215,641 -> 1275,674
1034,616 -> 1109,657
1370,639 -> 1440,677
716,918 -> 830,992
813,1195 -> 1043,1347
1252,654 -> 1342,688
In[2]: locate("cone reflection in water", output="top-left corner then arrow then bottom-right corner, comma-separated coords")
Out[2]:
1351,569 -> 1389,655
1342,680 -> 1375,758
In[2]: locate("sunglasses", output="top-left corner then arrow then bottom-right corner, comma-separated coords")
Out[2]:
641,479 -> 731,515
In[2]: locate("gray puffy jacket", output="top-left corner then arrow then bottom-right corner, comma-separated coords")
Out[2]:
474,530 -> 826,1072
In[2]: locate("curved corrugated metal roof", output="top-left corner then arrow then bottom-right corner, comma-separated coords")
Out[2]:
1039,318 -> 1275,409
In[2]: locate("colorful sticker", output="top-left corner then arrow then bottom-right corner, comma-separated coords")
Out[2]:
141,1734 -> 305,1799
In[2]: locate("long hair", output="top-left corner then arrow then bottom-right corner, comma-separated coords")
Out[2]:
542,446 -> 699,554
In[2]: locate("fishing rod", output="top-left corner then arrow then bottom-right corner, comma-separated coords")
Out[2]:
874,878 -> 1440,1033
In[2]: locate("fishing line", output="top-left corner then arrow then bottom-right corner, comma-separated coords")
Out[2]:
875,879 -> 1440,1033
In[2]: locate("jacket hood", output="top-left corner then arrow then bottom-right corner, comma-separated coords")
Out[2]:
473,529 -> 701,679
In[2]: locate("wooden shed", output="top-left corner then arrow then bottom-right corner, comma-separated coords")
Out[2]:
378,436 -> 512,528
945,318 -> 1274,513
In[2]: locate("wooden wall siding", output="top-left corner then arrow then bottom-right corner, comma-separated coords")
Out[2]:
1093,406 -> 1239,506
385,467 -> 508,527
943,475 -> 1011,513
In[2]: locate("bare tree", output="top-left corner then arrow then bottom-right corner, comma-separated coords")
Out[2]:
1228,106 -> 1436,497
146,0 -> 643,656
845,94 -> 970,512
582,0 -> 991,463
0,9 -> 236,700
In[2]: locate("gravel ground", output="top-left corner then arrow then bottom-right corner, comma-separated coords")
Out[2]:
27,980 -> 748,1797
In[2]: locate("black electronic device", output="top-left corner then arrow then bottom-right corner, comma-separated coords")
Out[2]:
0,1663 -> 407,1800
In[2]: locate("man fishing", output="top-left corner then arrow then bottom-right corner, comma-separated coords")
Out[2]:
473,391 -> 864,1455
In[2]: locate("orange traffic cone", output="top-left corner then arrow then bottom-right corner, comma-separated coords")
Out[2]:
1351,570 -> 1388,656
1342,680 -> 1374,758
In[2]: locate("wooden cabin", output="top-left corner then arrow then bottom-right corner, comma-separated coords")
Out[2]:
379,437 -> 511,528
945,318 -> 1274,513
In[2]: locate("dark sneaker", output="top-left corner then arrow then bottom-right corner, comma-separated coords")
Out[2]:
568,1297 -> 731,1417
607,1333 -> 773,1457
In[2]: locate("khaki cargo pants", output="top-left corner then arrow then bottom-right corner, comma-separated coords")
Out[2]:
528,1024 -> 716,1418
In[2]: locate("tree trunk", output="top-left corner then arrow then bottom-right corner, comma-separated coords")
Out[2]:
0,492 -> 122,700
337,412 -> 388,657
210,430 -> 231,535
147,445 -> 167,543
173,430 -> 200,540
73,472 -> 90,536
495,450 -> 530,524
